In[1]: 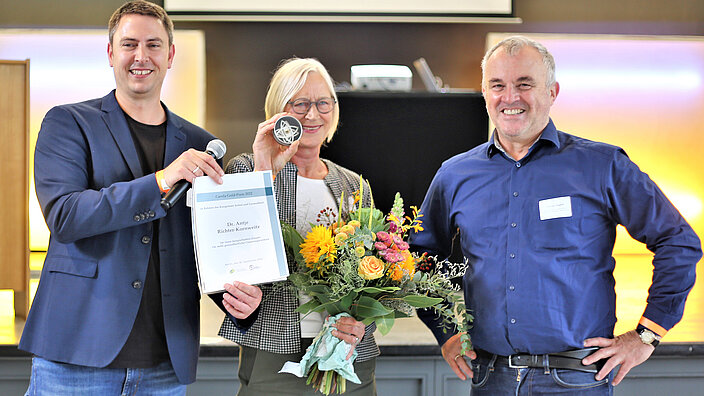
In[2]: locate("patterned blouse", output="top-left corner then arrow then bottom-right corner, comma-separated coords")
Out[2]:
218,153 -> 380,362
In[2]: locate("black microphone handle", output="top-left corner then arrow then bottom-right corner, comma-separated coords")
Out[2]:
159,144 -> 223,211
160,179 -> 191,210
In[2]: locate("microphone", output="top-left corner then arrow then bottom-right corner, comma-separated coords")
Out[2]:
160,139 -> 227,210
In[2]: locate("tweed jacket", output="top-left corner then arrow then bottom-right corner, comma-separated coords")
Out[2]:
218,153 -> 380,362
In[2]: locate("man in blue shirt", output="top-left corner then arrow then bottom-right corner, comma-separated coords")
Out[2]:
410,36 -> 701,394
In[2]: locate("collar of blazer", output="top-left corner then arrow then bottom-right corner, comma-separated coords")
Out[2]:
100,90 -> 188,179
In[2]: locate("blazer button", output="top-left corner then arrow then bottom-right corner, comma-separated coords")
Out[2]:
140,213 -> 147,220
148,210 -> 155,218
141,236 -> 151,244
132,280 -> 143,289
133,215 -> 141,222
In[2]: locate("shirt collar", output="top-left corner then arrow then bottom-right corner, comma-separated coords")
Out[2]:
486,118 -> 560,158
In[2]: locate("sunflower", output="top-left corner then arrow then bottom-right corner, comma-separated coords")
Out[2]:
300,225 -> 337,269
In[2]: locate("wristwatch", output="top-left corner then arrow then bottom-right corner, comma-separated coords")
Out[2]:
637,327 -> 661,347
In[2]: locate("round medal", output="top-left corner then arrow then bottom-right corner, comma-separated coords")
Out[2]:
272,115 -> 303,146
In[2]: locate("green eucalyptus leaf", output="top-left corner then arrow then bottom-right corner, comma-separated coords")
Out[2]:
295,298 -> 320,314
339,291 -> 358,310
317,300 -> 345,316
306,285 -> 332,296
375,312 -> 396,335
354,295 -> 393,318
402,294 -> 443,308
354,286 -> 400,295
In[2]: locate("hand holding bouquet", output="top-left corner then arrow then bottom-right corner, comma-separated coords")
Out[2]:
279,183 -> 471,395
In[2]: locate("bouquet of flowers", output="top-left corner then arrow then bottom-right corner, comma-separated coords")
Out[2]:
279,181 -> 471,395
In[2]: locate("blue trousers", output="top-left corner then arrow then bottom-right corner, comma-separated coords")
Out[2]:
470,353 -> 613,395
25,357 -> 186,396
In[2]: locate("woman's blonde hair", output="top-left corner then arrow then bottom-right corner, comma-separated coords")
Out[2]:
265,58 -> 339,143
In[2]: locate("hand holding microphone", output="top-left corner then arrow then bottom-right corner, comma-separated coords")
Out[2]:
160,139 -> 227,210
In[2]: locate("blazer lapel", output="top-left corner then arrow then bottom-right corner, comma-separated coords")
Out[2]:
101,91 -> 143,178
163,106 -> 187,168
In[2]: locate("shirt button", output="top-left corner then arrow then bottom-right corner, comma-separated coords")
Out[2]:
513,192 -> 519,197
509,285 -> 515,291
510,253 -> 516,259
132,280 -> 143,289
141,236 -> 151,244
511,222 -> 517,228
510,318 -> 516,324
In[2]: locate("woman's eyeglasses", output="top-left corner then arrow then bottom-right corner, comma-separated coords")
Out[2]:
287,98 -> 336,114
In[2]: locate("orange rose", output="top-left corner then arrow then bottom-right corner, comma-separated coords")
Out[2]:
358,256 -> 385,280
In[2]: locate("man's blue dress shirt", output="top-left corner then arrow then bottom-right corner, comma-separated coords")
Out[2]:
410,119 -> 701,356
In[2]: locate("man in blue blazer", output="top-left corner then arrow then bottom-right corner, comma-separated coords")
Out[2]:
19,1 -> 228,394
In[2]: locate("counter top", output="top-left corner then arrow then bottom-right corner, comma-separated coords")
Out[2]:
4,312 -> 703,359
5,281 -> 703,359
4,341 -> 703,359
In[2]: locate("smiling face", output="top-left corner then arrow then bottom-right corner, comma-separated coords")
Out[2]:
108,13 -> 174,102
482,46 -> 559,145
284,72 -> 336,150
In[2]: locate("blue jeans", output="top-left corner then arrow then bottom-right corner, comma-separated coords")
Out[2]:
25,357 -> 186,396
470,353 -> 613,395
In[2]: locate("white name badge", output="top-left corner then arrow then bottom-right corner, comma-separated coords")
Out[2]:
538,196 -> 572,220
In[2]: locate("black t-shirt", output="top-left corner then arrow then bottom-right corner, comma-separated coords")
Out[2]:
108,112 -> 169,368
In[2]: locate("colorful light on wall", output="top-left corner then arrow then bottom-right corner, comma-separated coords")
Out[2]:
0,29 -> 206,250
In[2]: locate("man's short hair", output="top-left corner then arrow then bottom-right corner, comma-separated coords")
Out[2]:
481,35 -> 556,88
108,0 -> 174,47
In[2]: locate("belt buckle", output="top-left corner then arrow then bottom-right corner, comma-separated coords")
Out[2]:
507,355 -> 529,369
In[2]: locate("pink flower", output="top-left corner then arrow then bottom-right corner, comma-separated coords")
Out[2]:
374,242 -> 388,251
396,241 -> 409,250
388,222 -> 398,233
376,231 -> 391,243
385,252 -> 404,263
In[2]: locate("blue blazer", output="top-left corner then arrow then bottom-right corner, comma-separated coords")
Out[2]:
19,91 -> 216,384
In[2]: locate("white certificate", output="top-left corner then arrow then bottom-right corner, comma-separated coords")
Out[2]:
188,171 -> 289,294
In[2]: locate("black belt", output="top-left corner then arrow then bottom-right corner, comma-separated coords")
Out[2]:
475,347 -> 602,373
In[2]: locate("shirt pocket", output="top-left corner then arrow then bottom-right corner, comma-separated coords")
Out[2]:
528,196 -> 582,250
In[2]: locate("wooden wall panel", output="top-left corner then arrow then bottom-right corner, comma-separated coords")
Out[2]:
0,60 -> 29,318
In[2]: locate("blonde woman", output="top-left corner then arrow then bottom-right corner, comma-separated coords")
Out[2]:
216,58 -> 379,395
